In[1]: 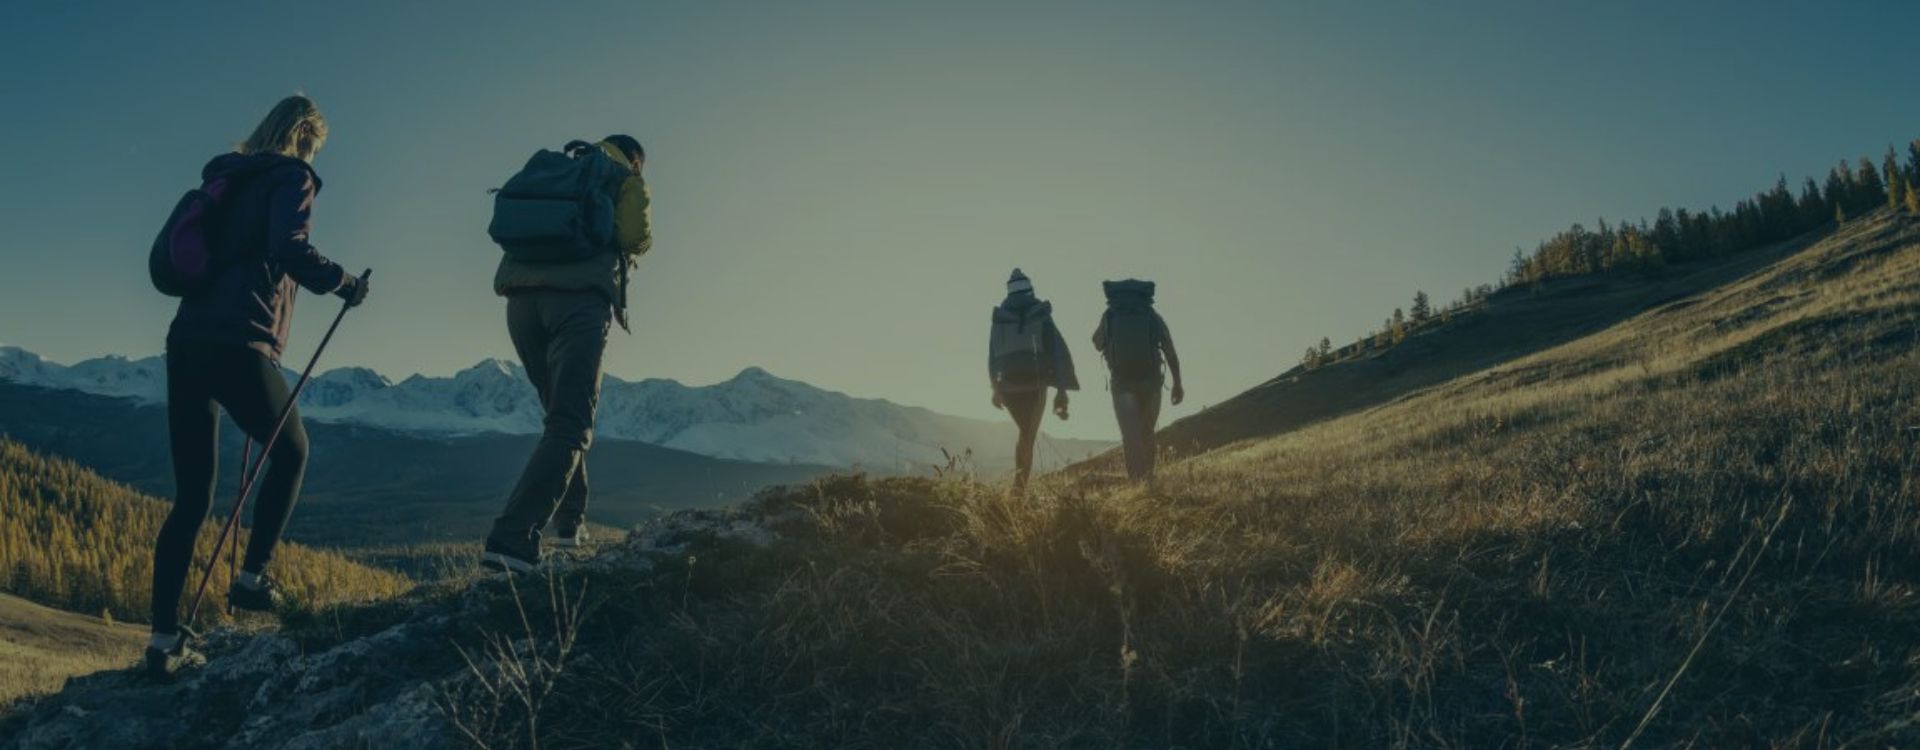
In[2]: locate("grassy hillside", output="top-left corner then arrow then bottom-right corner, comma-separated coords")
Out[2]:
0,438 -> 409,628
1164,136 -> 1920,461
397,208 -> 1920,747
1153,228 -> 1819,458
0,593 -> 142,708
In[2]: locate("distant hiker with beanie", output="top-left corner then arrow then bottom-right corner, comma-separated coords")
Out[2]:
482,134 -> 652,573
1093,279 -> 1182,481
147,95 -> 371,678
989,268 -> 1080,493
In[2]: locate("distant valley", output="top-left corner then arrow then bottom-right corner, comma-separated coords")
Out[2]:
0,382 -> 829,547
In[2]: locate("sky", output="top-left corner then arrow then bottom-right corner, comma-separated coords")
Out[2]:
1,1 -> 1917,440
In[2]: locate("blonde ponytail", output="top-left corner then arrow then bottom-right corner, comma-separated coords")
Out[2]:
238,95 -> 328,162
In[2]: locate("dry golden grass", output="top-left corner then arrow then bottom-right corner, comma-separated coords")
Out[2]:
0,593 -> 143,708
346,208 -> 1920,747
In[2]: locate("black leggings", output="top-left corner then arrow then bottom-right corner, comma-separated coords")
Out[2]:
1003,388 -> 1047,490
150,342 -> 309,632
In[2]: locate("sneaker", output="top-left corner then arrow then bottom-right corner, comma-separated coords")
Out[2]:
552,526 -> 589,548
144,639 -> 205,680
481,538 -> 539,574
227,573 -> 284,613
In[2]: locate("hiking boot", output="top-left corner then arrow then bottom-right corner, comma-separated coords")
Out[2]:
227,573 -> 284,613
552,525 -> 589,549
481,537 -> 539,574
144,639 -> 205,681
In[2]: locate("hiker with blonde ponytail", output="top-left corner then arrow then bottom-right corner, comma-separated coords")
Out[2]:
145,94 -> 370,678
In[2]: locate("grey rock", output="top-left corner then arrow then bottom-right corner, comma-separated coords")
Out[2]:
2,506 -> 784,749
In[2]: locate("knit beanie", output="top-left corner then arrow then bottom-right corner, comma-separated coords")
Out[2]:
1006,268 -> 1033,295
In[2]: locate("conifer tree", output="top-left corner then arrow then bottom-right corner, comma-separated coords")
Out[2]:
1391,308 -> 1407,344
1906,178 -> 1920,216
1317,337 -> 1332,359
1825,165 -> 1853,215
1799,177 -> 1827,229
1886,147 -> 1905,210
1856,157 -> 1887,210
1652,208 -> 1680,253
1763,175 -> 1795,239
1410,291 -> 1432,323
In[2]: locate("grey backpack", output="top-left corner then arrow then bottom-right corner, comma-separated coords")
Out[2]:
990,303 -> 1051,388
487,141 -> 626,263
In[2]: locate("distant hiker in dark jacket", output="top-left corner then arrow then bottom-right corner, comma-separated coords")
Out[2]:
484,135 -> 652,573
989,268 -> 1079,493
1093,279 -> 1182,481
148,95 -> 370,677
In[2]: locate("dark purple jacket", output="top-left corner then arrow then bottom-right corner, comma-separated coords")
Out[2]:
167,153 -> 356,361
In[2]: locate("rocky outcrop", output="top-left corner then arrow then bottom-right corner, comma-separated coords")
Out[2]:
1,505 -> 783,750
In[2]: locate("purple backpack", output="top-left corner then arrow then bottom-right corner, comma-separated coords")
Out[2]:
148,178 -> 236,297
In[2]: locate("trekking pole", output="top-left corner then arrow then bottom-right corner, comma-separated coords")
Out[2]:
182,269 -> 372,633
226,439 -> 257,617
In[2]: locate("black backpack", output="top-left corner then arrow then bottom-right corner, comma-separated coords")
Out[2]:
487,141 -> 627,263
1101,280 -> 1161,382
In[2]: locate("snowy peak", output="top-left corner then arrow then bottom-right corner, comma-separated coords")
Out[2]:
316,367 -> 392,391
303,367 -> 392,409
0,346 -> 165,403
0,346 -> 61,385
728,366 -> 780,384
458,358 -> 523,381
309,359 -> 540,436
62,355 -> 166,402
0,347 -> 1113,472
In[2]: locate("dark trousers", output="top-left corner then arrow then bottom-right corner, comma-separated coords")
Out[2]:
1002,388 -> 1047,490
490,290 -> 610,554
1111,381 -> 1163,480
151,342 -> 309,632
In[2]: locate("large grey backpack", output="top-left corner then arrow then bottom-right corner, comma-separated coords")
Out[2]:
487,141 -> 626,263
1101,279 -> 1162,383
989,302 -> 1051,388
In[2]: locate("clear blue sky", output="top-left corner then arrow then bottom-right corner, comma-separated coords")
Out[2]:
1,1 -> 1916,439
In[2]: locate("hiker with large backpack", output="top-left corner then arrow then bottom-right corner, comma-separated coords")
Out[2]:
1093,279 -> 1183,481
482,135 -> 652,573
145,95 -> 370,677
989,269 -> 1079,493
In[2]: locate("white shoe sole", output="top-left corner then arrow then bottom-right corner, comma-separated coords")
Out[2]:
552,535 -> 587,548
480,551 -> 536,574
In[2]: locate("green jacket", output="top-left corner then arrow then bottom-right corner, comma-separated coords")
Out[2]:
494,140 -> 653,329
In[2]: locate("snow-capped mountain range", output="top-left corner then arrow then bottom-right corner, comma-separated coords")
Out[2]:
0,345 -> 1111,472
